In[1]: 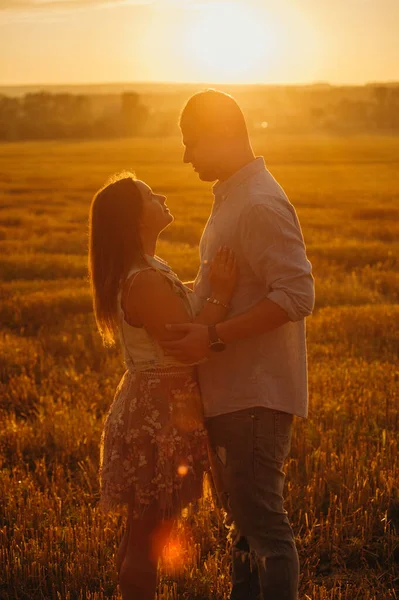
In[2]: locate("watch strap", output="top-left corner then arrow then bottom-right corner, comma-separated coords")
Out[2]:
208,325 -> 219,344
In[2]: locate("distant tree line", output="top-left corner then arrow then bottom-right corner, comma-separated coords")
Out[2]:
311,85 -> 399,132
0,85 -> 398,141
0,91 -> 148,141
248,84 -> 399,134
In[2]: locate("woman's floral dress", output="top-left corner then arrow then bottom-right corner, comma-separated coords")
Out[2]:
99,255 -> 209,519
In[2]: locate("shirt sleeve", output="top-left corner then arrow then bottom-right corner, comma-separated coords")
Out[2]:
239,200 -> 315,321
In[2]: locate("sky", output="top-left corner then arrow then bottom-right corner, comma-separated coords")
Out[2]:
0,0 -> 398,85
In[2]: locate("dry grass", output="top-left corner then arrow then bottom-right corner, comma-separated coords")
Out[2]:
0,134 -> 399,599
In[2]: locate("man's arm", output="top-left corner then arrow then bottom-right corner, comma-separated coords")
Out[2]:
163,298 -> 289,361
215,297 -> 289,344
162,198 -> 315,361
240,201 -> 315,323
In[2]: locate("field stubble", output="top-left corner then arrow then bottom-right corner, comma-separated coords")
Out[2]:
0,134 -> 398,599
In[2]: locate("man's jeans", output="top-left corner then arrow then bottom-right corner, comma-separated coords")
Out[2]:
205,407 -> 299,600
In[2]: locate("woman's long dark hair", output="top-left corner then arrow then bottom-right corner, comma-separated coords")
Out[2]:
88,172 -> 144,347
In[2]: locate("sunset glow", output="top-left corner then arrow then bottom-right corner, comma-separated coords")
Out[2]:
0,0 -> 398,85
183,2 -> 279,83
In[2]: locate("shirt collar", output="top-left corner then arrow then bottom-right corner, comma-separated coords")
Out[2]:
212,156 -> 266,203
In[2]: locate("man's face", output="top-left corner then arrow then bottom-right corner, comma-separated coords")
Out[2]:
181,123 -> 224,182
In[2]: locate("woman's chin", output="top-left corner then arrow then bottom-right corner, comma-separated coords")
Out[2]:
160,213 -> 174,231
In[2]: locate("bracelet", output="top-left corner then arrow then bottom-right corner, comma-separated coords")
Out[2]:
206,297 -> 230,310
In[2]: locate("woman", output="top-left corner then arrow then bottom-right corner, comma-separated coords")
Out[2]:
88,172 -> 237,600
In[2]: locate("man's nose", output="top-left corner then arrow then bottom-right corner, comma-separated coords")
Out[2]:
183,148 -> 191,164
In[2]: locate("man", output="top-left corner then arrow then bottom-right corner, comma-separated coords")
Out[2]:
162,89 -> 315,600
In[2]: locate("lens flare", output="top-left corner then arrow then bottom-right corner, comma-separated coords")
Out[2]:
162,535 -> 185,572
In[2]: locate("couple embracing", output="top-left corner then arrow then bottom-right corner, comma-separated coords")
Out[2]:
88,89 -> 315,600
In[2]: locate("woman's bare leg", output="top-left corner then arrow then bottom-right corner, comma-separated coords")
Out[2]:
119,503 -> 174,600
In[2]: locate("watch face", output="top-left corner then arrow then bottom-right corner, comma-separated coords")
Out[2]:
210,341 -> 226,352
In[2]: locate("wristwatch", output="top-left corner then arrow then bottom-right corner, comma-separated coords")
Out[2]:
208,325 -> 226,352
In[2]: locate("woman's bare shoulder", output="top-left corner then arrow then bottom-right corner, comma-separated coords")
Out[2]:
122,267 -> 159,299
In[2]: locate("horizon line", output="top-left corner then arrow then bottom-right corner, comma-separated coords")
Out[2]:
1,79 -> 398,89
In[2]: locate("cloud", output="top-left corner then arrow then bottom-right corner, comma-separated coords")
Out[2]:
0,0 -> 155,24
0,0 -> 152,8
0,0 -> 154,15
0,0 -> 214,23
0,0 -> 219,8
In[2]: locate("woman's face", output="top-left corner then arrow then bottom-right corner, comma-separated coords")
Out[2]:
135,180 -> 173,237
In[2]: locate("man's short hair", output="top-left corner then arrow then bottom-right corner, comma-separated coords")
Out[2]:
180,89 -> 248,138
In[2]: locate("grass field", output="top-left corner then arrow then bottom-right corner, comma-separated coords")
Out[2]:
1,134 -> 399,599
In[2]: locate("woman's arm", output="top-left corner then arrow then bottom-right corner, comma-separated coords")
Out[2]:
123,248 -> 236,341
123,269 -> 194,342
124,270 -> 229,341
192,296 -> 229,326
192,246 -> 236,325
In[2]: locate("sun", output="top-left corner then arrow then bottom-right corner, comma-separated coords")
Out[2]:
183,1 -> 279,83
